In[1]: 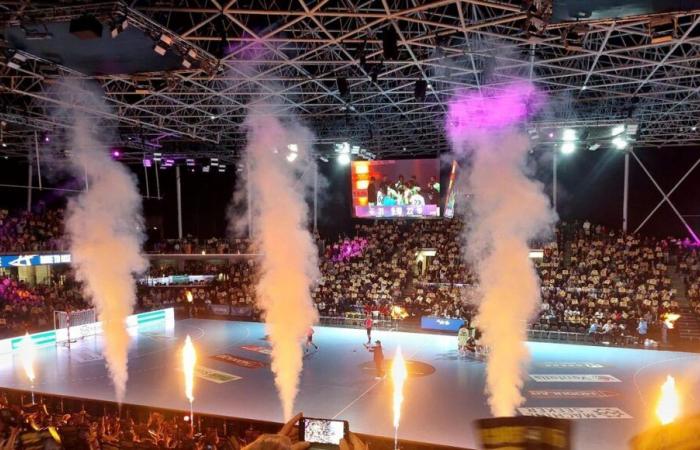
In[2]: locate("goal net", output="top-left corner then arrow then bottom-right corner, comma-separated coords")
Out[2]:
53,308 -> 98,347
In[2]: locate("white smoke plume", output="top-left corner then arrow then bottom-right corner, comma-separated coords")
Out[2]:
241,104 -> 319,420
447,83 -> 555,416
58,80 -> 148,403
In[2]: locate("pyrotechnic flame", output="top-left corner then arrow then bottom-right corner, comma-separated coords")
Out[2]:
656,375 -> 680,425
186,291 -> 193,303
663,313 -> 681,329
391,347 -> 408,429
19,332 -> 35,383
391,306 -> 409,320
183,335 -> 196,403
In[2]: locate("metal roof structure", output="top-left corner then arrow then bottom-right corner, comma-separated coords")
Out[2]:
2,0 -> 700,163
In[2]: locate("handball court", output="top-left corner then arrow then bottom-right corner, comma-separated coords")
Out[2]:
0,318 -> 698,450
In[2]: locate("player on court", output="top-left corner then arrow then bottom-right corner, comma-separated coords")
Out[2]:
364,316 -> 373,344
305,327 -> 318,353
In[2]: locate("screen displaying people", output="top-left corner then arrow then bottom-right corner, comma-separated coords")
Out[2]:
351,159 -> 440,218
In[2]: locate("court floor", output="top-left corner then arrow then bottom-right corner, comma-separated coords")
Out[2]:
0,318 -> 698,450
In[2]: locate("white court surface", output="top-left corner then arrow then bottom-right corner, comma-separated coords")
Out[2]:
0,319 -> 699,450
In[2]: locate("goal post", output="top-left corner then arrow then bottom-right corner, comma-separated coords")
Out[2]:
53,308 -> 98,348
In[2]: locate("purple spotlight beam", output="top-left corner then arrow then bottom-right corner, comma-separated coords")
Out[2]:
446,82 -> 543,141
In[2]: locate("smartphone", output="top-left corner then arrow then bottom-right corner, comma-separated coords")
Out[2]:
299,417 -> 349,449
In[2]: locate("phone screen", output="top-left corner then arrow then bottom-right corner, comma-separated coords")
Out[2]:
302,418 -> 346,445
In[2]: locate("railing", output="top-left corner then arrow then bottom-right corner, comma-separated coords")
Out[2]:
319,315 -> 641,347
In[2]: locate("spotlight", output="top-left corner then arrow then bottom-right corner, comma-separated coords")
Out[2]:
612,136 -> 628,149
287,144 -> 298,153
337,153 -> 351,165
110,17 -> 128,38
319,156 -> 329,163
649,16 -> 677,44
561,142 -> 576,154
111,149 -> 121,158
286,152 -> 297,162
209,115 -> 216,120
692,126 -> 698,131
588,143 -> 600,151
202,166 -> 210,173
562,128 -> 576,141
153,153 -> 162,162
210,158 -> 219,167
6,52 -> 28,70
219,165 -> 226,173
143,159 -> 152,168
186,158 -> 195,167
1,143 -> 6,148
182,49 -> 198,69
154,34 -> 173,56
611,124 -> 626,136
44,135 -> 50,143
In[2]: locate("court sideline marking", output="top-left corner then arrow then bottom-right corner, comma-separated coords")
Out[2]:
332,337 -> 426,420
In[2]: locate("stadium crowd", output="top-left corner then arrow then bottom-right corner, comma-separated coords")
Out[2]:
0,392 -> 368,449
0,207 -> 690,345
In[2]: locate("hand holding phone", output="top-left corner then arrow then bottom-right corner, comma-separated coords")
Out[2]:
299,417 -> 349,450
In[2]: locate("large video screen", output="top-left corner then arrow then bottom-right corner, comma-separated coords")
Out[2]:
351,159 -> 440,218
443,160 -> 459,219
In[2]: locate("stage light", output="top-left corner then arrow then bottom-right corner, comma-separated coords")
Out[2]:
202,166 -> 210,173
209,115 -> 216,120
612,136 -> 628,149
286,152 -> 297,162
338,153 -> 351,165
561,142 -> 575,154
186,159 -> 195,167
154,153 -> 162,162
154,34 -> 173,56
6,52 -> 28,70
548,132 -> 554,138
1,143 -> 6,148
210,158 -> 219,167
588,143 -> 600,151
581,85 -> 587,90
693,126 -> 698,131
110,17 -> 128,38
319,156 -> 329,163
562,128 -> 576,142
288,144 -> 298,153
44,135 -> 50,143
335,142 -> 350,154
182,49 -> 198,69
143,159 -> 152,168
112,150 -> 121,158
611,124 -> 626,136
219,165 -> 226,173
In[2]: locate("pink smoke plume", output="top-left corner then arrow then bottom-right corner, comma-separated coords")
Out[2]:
447,82 -> 554,417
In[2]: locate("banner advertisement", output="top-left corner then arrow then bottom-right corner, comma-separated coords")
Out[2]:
529,374 -> 621,383
0,253 -> 71,268
420,316 -> 465,332
518,407 -> 632,420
